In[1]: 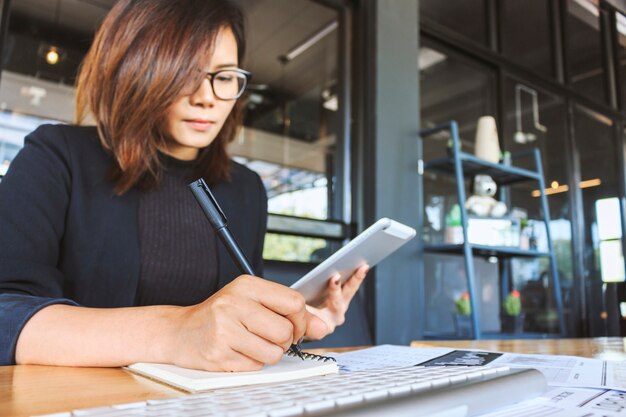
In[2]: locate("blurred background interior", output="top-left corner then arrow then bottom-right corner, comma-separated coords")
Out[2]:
3,0 -> 626,346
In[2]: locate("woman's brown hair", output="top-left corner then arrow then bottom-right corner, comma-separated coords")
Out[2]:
76,0 -> 246,195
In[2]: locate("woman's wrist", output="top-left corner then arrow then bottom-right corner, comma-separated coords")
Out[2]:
145,305 -> 186,364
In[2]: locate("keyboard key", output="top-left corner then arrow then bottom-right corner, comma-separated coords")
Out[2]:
363,389 -> 389,402
72,407 -> 123,416
112,402 -> 147,410
410,381 -> 432,393
266,405 -> 304,417
303,400 -> 335,413
179,409 -> 221,417
388,385 -> 412,397
430,378 -> 451,389
334,395 -> 364,407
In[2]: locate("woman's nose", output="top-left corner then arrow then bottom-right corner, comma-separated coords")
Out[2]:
190,77 -> 216,106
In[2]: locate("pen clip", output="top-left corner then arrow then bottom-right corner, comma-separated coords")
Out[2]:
196,178 -> 228,225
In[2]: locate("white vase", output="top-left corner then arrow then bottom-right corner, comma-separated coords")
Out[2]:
475,116 -> 501,163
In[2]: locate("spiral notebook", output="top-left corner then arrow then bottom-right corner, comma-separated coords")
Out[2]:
126,351 -> 338,392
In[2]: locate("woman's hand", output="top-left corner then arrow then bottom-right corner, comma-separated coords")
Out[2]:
169,275 -> 307,372
304,265 -> 369,340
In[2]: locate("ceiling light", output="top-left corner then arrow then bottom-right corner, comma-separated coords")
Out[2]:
418,47 -> 446,70
532,184 -> 569,197
322,88 -> 338,111
531,178 -> 602,197
323,95 -> 338,111
514,84 -> 547,144
580,178 -> 602,188
279,21 -> 338,63
46,47 -> 59,65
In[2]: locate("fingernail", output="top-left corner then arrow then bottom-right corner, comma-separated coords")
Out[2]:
334,277 -> 341,285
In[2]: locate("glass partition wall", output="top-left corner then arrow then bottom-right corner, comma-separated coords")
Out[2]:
0,0 -> 351,265
420,0 -> 626,338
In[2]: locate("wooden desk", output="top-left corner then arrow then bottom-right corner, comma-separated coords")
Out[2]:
411,337 -> 626,361
3,338 -> 626,417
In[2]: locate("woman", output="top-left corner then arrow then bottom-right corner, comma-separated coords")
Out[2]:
0,0 -> 367,371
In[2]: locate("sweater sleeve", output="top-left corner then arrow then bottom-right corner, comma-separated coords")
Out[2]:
0,124 -> 79,365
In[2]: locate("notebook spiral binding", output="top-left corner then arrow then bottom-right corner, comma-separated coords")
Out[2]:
285,350 -> 336,363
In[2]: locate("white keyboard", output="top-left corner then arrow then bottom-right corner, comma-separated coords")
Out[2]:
39,365 -> 546,417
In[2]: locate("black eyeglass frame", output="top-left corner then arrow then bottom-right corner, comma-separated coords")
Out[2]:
202,68 -> 252,101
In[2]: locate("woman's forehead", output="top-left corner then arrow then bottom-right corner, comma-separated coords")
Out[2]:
203,27 -> 239,69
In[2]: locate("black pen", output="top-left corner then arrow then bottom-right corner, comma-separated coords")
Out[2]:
189,178 -> 305,361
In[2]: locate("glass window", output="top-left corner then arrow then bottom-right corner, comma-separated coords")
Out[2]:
566,0 -> 608,104
596,197 -> 625,282
501,78 -> 574,335
501,0 -> 554,77
232,0 -> 341,223
420,0 -> 488,46
573,106 -> 621,335
263,234 -> 332,263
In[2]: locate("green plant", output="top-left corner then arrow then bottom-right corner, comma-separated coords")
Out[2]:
503,290 -> 522,316
455,292 -> 471,315
446,204 -> 462,227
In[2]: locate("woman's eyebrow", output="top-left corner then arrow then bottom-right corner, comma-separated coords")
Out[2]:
210,63 -> 239,70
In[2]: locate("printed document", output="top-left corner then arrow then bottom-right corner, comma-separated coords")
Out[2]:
333,344 -> 626,391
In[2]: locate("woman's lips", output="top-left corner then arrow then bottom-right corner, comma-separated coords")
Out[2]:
184,119 -> 215,131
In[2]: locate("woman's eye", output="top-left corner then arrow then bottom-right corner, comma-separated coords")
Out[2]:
215,75 -> 234,83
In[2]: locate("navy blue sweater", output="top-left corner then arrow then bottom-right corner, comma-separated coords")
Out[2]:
0,124 -> 267,365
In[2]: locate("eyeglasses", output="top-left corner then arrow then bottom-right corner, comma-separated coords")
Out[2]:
199,68 -> 251,100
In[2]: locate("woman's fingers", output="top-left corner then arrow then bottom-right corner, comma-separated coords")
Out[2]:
230,325 -> 286,366
234,275 -> 307,346
341,265 -> 369,304
240,303 -> 296,352
326,274 -> 344,311
302,265 -> 371,341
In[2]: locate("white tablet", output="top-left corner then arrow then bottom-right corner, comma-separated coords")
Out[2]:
290,218 -> 416,305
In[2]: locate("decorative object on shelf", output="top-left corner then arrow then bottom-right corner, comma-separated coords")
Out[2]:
501,290 -> 525,333
467,217 -> 520,247
454,292 -> 473,337
444,204 -> 463,244
520,218 -> 530,250
424,196 -> 445,243
455,292 -> 471,315
514,84 -> 547,144
465,174 -> 507,217
519,219 -> 538,251
474,116 -> 501,163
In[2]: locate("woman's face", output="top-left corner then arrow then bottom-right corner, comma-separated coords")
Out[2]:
163,27 -> 239,160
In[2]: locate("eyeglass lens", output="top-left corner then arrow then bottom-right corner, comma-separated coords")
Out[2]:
211,70 -> 248,100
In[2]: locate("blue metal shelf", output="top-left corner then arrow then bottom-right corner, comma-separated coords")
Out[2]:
425,151 -> 541,186
418,120 -> 566,340
424,243 -> 550,259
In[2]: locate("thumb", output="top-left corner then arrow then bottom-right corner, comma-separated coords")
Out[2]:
305,309 -> 330,341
